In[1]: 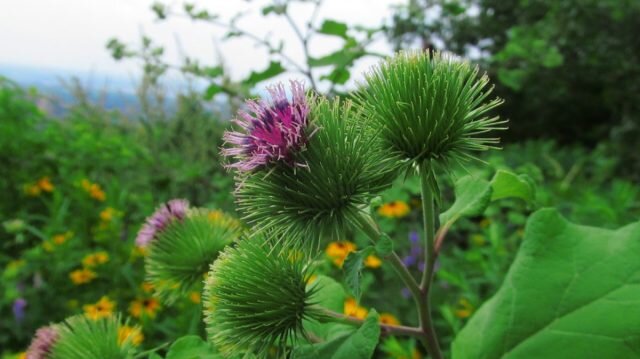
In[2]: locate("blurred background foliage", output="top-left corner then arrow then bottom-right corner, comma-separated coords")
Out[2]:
1,0 -> 639,357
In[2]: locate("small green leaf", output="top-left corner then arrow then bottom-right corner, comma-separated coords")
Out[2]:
203,83 -> 222,100
440,175 -> 492,225
453,209 -> 640,358
343,248 -> 374,301
203,66 -> 223,78
309,51 -> 350,67
166,335 -> 220,359
375,235 -> 393,257
490,170 -> 535,204
318,20 -> 349,38
244,61 -> 286,85
294,310 -> 381,359
321,68 -> 350,85
262,4 -> 286,15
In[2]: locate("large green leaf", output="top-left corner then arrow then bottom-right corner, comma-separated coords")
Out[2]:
165,335 -> 221,359
440,175 -> 492,225
452,209 -> 640,358
294,310 -> 381,359
304,275 -> 351,340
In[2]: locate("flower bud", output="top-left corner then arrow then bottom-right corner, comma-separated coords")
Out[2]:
204,236 -> 319,356
357,50 -> 506,172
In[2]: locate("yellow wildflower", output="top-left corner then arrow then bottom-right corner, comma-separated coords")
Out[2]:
37,177 -> 54,192
140,282 -> 154,293
325,241 -> 357,268
129,298 -> 160,318
377,201 -> 410,218
364,255 -> 382,268
344,297 -> 368,320
189,291 -> 201,304
81,179 -> 106,201
82,251 -> 109,267
84,296 -> 115,320
99,207 -> 118,222
70,268 -> 97,285
454,298 -> 474,319
118,325 -> 144,346
379,313 -> 400,326
52,231 -> 73,245
17,352 -> 27,359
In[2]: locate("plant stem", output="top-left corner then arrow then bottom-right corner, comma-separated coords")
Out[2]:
352,213 -> 420,299
318,307 -> 424,338
352,212 -> 439,354
418,164 -> 444,359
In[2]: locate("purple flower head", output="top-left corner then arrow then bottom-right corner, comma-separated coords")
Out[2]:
13,298 -> 27,322
26,325 -> 59,359
135,199 -> 190,247
409,230 -> 420,244
222,81 -> 310,171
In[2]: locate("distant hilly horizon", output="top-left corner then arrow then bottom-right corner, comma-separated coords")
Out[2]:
0,63 -> 233,116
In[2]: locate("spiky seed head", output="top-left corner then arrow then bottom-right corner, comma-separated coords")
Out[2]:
49,315 -> 137,359
233,96 -> 397,242
135,199 -> 190,247
203,236 -> 319,357
356,50 -> 506,172
26,325 -> 59,359
145,209 -> 242,304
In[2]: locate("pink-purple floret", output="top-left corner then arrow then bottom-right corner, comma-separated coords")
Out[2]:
222,81 -> 310,171
26,326 -> 59,359
135,199 -> 190,247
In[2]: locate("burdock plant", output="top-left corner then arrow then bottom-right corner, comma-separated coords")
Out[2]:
225,81 -> 397,241
91,50 -> 505,358
203,235 -> 320,356
26,315 -> 138,359
137,200 -> 242,304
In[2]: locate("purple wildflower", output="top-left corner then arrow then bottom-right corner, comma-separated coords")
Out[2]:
26,326 -> 59,359
403,230 -> 424,268
13,298 -> 27,322
222,81 -> 310,171
135,199 -> 190,247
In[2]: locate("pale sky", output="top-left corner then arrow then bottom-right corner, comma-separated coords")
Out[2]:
0,0 -> 403,89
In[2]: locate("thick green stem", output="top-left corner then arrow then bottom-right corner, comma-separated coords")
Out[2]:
417,164 -> 444,359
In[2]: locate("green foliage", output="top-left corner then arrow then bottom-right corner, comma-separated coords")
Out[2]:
164,335 -> 221,359
235,97 -> 396,241
293,310 -> 381,359
343,247 -> 375,301
490,169 -> 535,204
51,315 -> 137,359
357,51 -> 505,173
203,236 -> 317,356
440,175 -> 492,225
146,210 -> 241,304
453,209 -> 640,358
